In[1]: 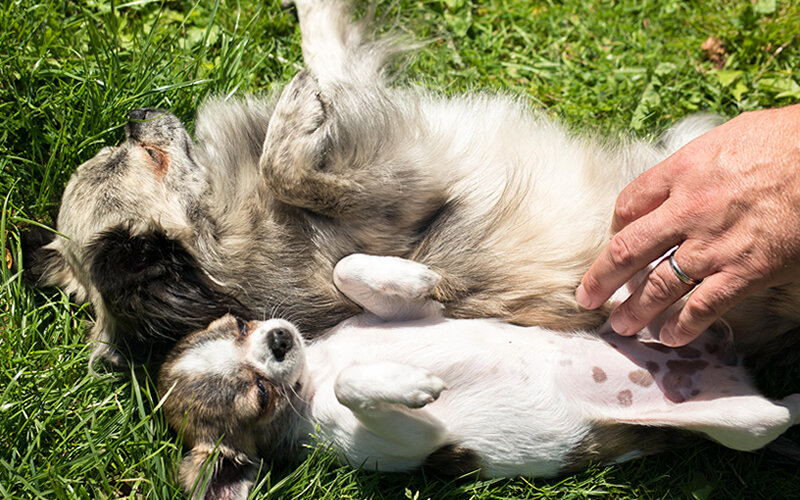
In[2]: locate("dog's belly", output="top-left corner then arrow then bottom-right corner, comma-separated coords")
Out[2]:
304,315 -> 764,476
305,317 -> 599,476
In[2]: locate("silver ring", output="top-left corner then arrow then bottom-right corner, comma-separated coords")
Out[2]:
668,250 -> 702,287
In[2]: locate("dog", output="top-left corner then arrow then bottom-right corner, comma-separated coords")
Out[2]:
158,254 -> 800,500
21,0 -> 800,366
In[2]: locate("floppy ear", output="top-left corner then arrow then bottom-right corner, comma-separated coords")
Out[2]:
179,446 -> 257,500
20,226 -> 87,298
86,226 -> 248,361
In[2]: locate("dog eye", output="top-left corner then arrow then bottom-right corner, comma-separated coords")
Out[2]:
255,376 -> 269,394
143,146 -> 165,168
235,316 -> 248,336
255,375 -> 273,410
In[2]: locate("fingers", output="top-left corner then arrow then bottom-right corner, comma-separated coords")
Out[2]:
659,272 -> 749,346
609,248 -> 701,336
576,208 -> 682,310
609,247 -> 750,347
610,162 -> 672,233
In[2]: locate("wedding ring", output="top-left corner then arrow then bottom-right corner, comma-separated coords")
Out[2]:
668,250 -> 702,287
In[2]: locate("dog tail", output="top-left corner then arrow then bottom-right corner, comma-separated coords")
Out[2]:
658,114 -> 724,156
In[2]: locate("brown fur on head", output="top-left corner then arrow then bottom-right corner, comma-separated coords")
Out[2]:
159,315 -> 307,499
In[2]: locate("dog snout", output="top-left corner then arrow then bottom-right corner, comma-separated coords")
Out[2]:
128,107 -> 170,121
125,107 -> 178,143
268,328 -> 294,361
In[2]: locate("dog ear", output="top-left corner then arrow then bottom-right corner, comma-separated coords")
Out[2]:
86,226 -> 248,361
20,226 -> 87,298
179,446 -> 257,500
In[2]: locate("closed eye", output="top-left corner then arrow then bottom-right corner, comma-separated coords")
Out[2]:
143,146 -> 166,172
235,316 -> 249,336
254,374 -> 274,412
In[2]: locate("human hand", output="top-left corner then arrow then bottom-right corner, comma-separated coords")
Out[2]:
576,104 -> 800,346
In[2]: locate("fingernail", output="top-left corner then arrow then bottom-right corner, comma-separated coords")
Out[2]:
576,284 -> 595,309
609,311 -> 630,336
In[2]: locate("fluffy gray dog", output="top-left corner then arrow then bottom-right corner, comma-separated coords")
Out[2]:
22,0 -> 800,366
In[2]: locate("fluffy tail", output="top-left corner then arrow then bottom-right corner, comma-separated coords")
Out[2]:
658,114 -> 724,156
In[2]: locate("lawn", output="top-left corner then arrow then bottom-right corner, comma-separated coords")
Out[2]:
2,0 -> 800,498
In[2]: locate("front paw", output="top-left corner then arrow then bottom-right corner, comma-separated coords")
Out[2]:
402,370 -> 447,409
335,362 -> 447,411
334,254 -> 442,301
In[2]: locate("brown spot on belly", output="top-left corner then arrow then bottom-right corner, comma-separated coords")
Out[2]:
644,342 -> 671,354
662,360 -> 709,403
617,389 -> 633,406
559,359 -> 572,366
628,369 -> 654,387
592,366 -> 607,383
676,346 -> 702,359
645,361 -> 660,374
666,359 -> 708,372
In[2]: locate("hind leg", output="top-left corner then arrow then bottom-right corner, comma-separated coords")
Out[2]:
611,392 -> 800,451
289,0 -> 384,83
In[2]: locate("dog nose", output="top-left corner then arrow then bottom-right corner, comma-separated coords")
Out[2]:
267,328 -> 293,361
128,107 -> 165,122
125,108 -> 175,142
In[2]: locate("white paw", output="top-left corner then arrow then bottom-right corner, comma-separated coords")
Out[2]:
394,365 -> 447,408
399,369 -> 447,409
334,254 -> 441,300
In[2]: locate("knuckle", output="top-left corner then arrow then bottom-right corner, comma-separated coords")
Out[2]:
618,303 -> 642,325
684,293 -> 720,323
580,272 -> 604,295
614,196 -> 637,225
644,268 -> 677,304
672,319 -> 702,343
608,235 -> 635,269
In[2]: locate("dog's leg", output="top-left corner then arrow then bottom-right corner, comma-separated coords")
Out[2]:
608,393 -> 800,451
335,361 -> 448,454
290,0 -> 393,83
261,69 -> 445,236
262,14 -> 446,238
333,254 -> 444,321
261,70 -> 346,215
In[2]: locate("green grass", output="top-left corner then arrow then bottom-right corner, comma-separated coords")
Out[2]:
2,0 -> 800,498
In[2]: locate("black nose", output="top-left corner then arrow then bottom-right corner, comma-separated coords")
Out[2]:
268,328 -> 293,361
125,107 -> 172,141
128,107 -> 165,122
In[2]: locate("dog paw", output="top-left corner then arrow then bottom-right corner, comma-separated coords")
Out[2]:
336,362 -> 447,411
402,371 -> 447,408
334,254 -> 442,301
277,71 -> 328,135
261,71 -> 331,186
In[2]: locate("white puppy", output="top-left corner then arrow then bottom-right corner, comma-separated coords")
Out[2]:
159,254 -> 800,500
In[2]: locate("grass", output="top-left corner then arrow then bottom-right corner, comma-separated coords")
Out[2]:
2,0 -> 800,498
